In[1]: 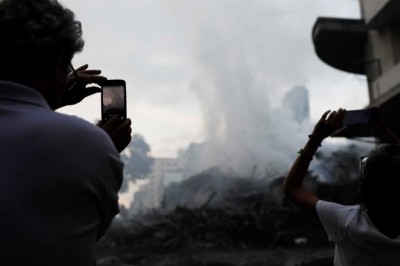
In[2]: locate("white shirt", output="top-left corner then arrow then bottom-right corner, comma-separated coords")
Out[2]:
0,81 -> 123,265
316,200 -> 400,266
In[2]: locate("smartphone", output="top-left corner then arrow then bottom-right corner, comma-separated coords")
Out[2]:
343,109 -> 371,126
101,79 -> 127,122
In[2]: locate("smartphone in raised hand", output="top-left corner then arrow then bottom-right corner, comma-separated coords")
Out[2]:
343,109 -> 371,126
101,79 -> 127,122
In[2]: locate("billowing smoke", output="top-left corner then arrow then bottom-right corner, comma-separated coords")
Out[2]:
187,79 -> 312,178
180,2 -> 314,178
123,1 -> 372,214
161,0 -> 370,179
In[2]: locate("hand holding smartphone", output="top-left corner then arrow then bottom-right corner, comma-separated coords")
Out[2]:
101,79 -> 127,122
343,109 -> 371,126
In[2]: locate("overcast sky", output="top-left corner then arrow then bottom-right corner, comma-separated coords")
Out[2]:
59,0 -> 367,158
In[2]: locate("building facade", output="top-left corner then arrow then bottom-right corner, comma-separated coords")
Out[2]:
129,153 -> 185,215
312,0 -> 400,138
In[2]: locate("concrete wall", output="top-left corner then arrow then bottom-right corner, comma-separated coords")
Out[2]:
360,0 -> 400,103
359,0 -> 389,23
370,62 -> 400,101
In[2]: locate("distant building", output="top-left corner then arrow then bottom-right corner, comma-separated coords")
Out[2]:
129,153 -> 184,215
312,0 -> 400,138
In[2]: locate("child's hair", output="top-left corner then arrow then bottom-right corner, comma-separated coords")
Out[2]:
361,144 -> 400,212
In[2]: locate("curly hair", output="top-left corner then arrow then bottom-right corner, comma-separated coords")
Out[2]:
0,0 -> 84,73
361,143 -> 400,211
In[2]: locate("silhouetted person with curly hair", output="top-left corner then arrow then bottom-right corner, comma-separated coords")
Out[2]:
0,0 -> 131,264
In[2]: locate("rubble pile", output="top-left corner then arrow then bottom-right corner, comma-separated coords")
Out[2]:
96,144 -> 371,266
101,144 -> 369,249
100,176 -> 361,252
124,204 -> 329,249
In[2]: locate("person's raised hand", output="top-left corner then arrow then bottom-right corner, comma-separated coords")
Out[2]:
58,64 -> 107,108
311,108 -> 346,142
97,116 -> 132,153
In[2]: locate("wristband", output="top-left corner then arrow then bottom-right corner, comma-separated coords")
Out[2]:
298,149 -> 313,161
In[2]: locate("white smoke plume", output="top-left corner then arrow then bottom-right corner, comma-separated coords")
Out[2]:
173,1 -> 316,178
159,0 -> 371,180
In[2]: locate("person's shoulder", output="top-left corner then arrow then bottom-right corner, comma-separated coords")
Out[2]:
317,200 -> 361,214
316,200 -> 361,242
54,112 -> 105,135
44,112 -> 92,132
316,200 -> 361,222
317,200 -> 360,210
34,111 -> 117,153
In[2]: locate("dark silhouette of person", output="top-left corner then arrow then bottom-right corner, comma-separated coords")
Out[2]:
0,0 -> 131,264
283,107 -> 400,265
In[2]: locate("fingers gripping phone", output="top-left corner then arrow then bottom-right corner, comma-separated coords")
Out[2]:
343,109 -> 371,126
101,80 -> 127,122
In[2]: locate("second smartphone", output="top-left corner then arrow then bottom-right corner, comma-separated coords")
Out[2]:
343,109 -> 371,126
101,79 -> 127,122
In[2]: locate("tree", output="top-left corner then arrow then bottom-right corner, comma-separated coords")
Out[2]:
120,134 -> 153,193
